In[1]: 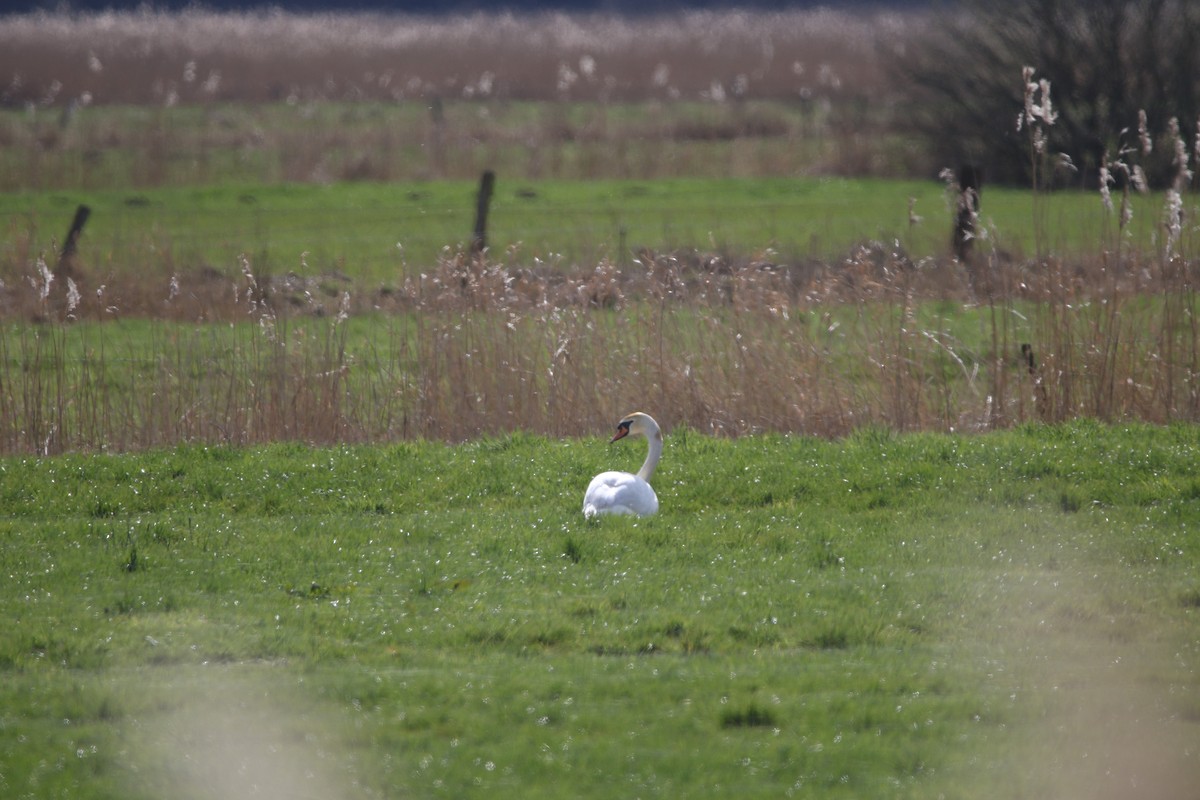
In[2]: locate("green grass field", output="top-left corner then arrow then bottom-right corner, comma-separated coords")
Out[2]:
2,423 -> 1198,798
0,175 -> 1168,284
4,14 -> 1198,800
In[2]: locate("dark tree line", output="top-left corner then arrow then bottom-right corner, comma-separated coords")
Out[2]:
900,0 -> 1200,188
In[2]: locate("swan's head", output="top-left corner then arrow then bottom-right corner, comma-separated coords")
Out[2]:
610,411 -> 661,443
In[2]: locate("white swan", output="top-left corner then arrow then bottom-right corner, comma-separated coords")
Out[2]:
583,412 -> 662,518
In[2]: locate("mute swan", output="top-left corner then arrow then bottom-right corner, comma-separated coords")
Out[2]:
583,412 -> 661,518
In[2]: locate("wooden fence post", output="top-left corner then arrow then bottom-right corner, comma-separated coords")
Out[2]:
471,170 -> 495,256
952,164 -> 981,262
55,204 -> 91,279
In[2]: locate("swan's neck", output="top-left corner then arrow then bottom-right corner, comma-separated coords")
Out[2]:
636,430 -> 663,483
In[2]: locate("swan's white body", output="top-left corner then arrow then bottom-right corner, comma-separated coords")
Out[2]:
583,412 -> 662,518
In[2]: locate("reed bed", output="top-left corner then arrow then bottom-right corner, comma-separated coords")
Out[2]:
1,228 -> 1197,455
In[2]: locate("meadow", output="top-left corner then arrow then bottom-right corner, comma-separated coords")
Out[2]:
3,179 -> 1197,454
1,8 -> 1199,799
1,145 -> 1193,453
1,423 -> 1198,799
0,174 -> 1149,285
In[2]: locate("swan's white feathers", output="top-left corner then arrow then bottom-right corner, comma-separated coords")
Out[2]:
583,470 -> 659,518
583,412 -> 662,518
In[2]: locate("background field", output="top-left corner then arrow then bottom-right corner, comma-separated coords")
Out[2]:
1,424 -> 1198,799
1,175 -> 1157,284
0,9 -> 910,184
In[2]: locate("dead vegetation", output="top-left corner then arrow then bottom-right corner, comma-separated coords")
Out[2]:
1,230 -> 1197,454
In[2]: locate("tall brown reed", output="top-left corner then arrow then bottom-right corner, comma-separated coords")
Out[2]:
0,215 -> 1192,456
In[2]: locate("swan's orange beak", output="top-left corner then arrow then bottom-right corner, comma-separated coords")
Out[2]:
610,421 -> 631,443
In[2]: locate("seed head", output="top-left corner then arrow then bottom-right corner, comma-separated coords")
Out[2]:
1138,109 -> 1153,156
1018,68 -> 1056,140
1168,117 -> 1192,191
1099,152 -> 1114,212
36,256 -> 53,302
66,277 -> 81,314
1164,188 -> 1184,258
1194,114 -> 1200,175
1131,166 -> 1148,194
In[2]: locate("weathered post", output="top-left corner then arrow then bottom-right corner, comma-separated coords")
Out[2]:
55,204 -> 91,279
952,164 -> 981,262
471,170 -> 495,257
